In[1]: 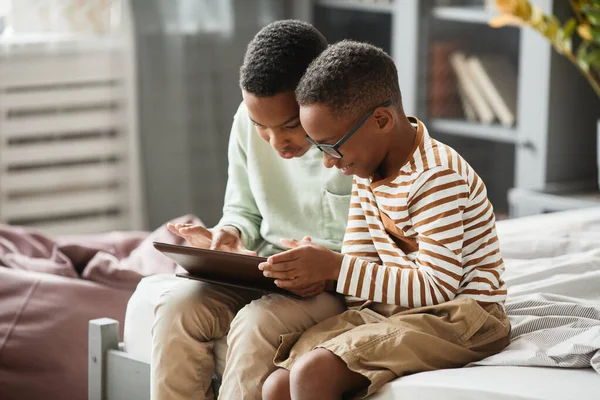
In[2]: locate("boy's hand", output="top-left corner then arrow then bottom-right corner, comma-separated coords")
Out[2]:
168,223 -> 212,248
167,223 -> 256,256
259,237 -> 344,290
287,281 -> 327,298
210,226 -> 257,256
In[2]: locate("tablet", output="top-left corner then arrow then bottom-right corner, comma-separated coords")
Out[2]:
153,242 -> 298,297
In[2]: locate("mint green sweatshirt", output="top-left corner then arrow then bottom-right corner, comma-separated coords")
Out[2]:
217,102 -> 353,257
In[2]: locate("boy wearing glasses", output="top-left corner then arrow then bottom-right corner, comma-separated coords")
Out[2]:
260,41 -> 510,400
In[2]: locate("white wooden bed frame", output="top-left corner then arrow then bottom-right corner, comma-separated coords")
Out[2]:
89,318 -> 221,400
89,319 -> 150,400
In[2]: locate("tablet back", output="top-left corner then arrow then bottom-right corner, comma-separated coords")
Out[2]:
153,242 -> 286,294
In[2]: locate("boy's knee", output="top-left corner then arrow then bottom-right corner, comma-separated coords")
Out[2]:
156,281 -> 207,319
154,281 -> 234,340
228,295 -> 283,342
290,348 -> 340,388
262,369 -> 290,400
231,298 -> 268,326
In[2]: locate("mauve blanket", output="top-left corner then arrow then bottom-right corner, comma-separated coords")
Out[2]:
0,215 -> 201,400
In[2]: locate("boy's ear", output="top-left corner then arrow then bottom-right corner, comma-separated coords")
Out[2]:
373,107 -> 395,133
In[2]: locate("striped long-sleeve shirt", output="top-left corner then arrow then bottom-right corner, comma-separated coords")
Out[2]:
337,117 -> 507,309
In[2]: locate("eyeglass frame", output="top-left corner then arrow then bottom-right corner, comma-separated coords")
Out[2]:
305,100 -> 393,159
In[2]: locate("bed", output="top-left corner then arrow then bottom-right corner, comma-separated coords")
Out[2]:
89,207 -> 600,400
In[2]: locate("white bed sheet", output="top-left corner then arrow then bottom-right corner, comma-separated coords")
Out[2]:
370,365 -> 600,400
497,207 -> 600,303
496,207 -> 600,248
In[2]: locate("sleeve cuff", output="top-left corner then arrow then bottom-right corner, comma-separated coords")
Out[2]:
335,255 -> 356,295
216,215 -> 260,250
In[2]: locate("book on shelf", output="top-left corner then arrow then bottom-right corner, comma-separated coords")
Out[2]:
428,41 -> 463,119
449,51 -> 495,125
447,50 -> 518,127
467,54 -> 518,128
457,84 -> 477,122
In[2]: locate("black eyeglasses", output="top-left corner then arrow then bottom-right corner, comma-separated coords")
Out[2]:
305,100 -> 392,159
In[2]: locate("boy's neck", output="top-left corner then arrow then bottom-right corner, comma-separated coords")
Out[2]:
374,116 -> 417,181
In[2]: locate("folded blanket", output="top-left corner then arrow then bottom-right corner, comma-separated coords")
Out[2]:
470,293 -> 600,373
469,230 -> 600,373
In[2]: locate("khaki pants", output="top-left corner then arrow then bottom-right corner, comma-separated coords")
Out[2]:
151,279 -> 345,400
275,297 -> 511,398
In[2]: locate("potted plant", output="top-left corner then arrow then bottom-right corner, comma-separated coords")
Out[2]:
490,0 -> 600,188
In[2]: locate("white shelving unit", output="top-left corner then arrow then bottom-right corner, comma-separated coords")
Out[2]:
429,119 -> 518,144
431,5 -> 495,24
316,0 -> 393,13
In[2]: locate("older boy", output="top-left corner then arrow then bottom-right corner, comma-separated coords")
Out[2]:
151,21 -> 350,400
260,40 -> 510,400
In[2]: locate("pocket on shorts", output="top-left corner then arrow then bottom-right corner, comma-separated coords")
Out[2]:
274,332 -> 304,369
449,297 -> 510,348
449,297 -> 489,344
462,303 -> 511,350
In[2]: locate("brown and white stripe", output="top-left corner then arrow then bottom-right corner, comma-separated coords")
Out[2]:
337,117 -> 507,309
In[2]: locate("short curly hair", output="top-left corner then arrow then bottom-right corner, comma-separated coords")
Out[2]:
295,40 -> 402,119
240,20 -> 328,97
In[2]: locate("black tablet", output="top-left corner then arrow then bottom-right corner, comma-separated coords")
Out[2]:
153,242 -> 298,297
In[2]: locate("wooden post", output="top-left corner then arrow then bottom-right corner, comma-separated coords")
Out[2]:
89,318 -> 120,400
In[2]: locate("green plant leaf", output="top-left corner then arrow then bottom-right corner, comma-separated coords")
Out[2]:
543,15 -> 560,40
581,5 -> 600,26
530,5 -> 544,25
516,0 -> 533,20
592,26 -> 600,43
577,41 -> 591,71
577,59 -> 590,72
579,46 -> 600,76
558,34 -> 573,53
557,18 -> 578,52
587,48 -> 600,69
563,17 -> 578,39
